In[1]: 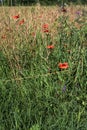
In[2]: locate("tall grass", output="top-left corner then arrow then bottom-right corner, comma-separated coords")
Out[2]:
0,5 -> 87,130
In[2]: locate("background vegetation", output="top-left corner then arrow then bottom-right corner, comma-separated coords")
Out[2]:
0,0 -> 87,6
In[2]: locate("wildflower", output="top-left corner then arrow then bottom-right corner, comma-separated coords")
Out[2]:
61,7 -> 67,13
19,19 -> 24,25
42,23 -> 49,33
43,23 -> 49,29
76,11 -> 81,15
38,15 -> 42,18
43,29 -> 49,33
62,85 -> 66,92
58,62 -> 69,69
12,14 -> 19,19
1,35 -> 6,39
47,45 -> 54,49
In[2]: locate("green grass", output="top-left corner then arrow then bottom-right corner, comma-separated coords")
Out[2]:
0,6 -> 87,130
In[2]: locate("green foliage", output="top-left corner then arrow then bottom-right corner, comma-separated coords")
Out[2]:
1,0 -> 87,6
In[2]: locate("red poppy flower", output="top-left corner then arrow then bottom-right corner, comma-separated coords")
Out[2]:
58,62 -> 69,69
12,14 -> 19,19
61,8 -> 67,13
19,19 -> 24,25
1,35 -> 6,39
38,15 -> 42,18
43,23 -> 49,29
42,23 -> 49,33
43,29 -> 49,33
47,45 -> 54,49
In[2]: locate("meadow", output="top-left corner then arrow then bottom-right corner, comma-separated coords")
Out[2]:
0,4 -> 87,130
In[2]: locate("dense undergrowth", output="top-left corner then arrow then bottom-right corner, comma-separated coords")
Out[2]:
0,5 -> 87,130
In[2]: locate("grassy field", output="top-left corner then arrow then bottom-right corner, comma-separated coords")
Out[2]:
0,5 -> 87,130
